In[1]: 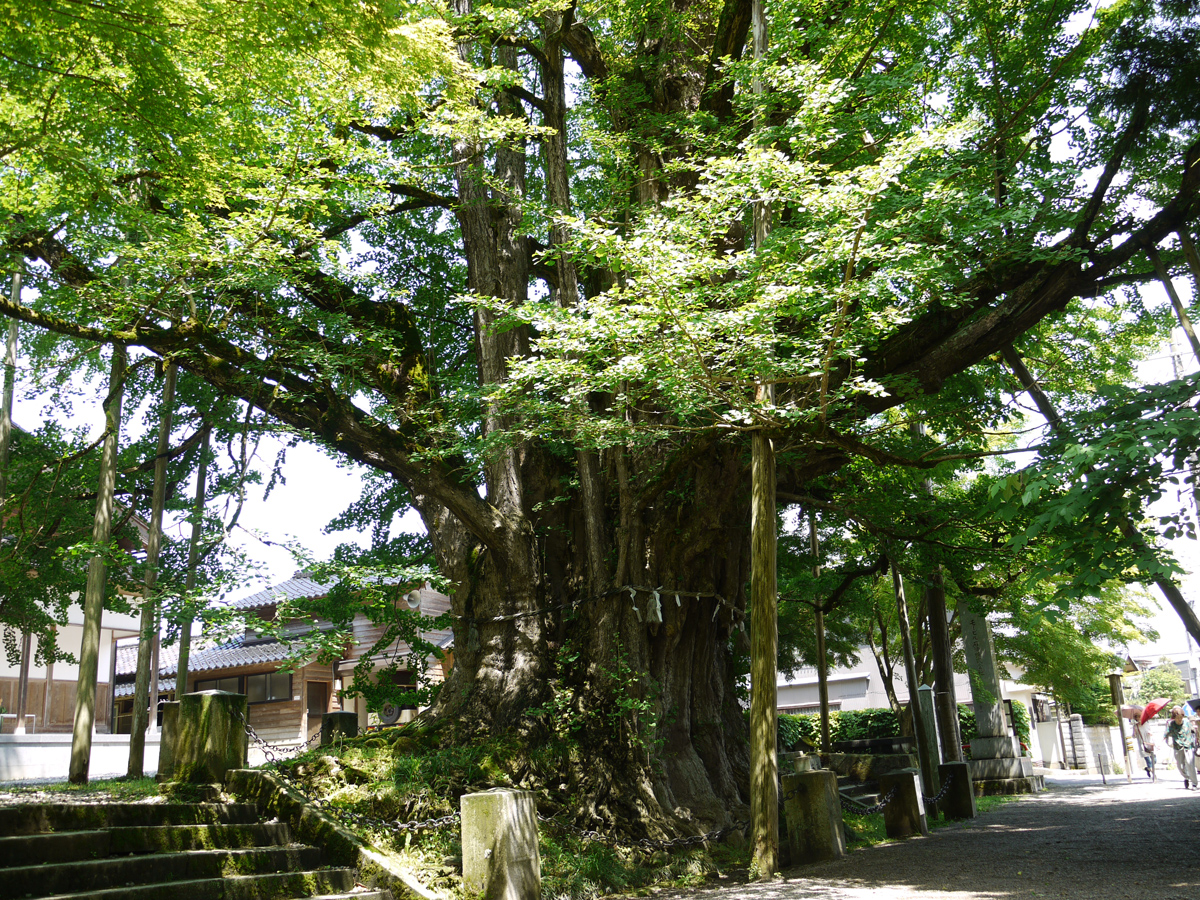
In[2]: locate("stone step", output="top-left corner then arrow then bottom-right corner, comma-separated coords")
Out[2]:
839,789 -> 882,813
836,776 -> 880,794
0,802 -> 261,836
0,822 -> 293,866
3,845 -> 324,898
34,867 -> 362,900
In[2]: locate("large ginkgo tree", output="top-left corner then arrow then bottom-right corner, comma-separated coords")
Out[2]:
2,0 -> 1198,839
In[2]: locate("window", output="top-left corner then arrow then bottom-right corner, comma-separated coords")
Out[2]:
113,699 -> 133,734
246,672 -> 291,703
195,676 -> 242,694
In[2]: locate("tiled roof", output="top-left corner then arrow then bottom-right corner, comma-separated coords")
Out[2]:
113,677 -> 176,699
114,642 -> 180,678
228,570 -> 440,612
188,638 -> 294,674
228,571 -> 338,610
113,635 -> 291,679
111,577 -> 453,683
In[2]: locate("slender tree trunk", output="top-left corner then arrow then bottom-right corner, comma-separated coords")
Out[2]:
1149,248 -> 1200,363
1003,344 -> 1200,646
541,14 -> 607,587
910,422 -> 961,762
1179,230 -> 1200,299
0,270 -> 31,734
891,560 -> 937,798
749,422 -> 778,877
925,569 -> 961,762
747,0 -> 778,875
810,512 -> 831,752
868,608 -> 902,715
175,425 -> 210,693
69,344 -> 126,784
128,363 -> 176,776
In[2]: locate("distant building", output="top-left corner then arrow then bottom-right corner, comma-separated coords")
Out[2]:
0,602 -> 141,734
777,649 -> 1052,763
111,571 -> 454,748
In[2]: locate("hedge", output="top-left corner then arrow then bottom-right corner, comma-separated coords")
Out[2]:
778,705 -> 983,752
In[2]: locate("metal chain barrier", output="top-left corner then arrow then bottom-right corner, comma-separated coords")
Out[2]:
922,770 -> 955,806
235,710 -> 324,764
839,785 -> 898,816
234,710 -> 460,834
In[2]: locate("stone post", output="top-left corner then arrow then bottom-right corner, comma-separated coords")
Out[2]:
156,701 -> 179,783
959,603 -> 1034,784
937,761 -> 977,819
878,768 -> 928,839
782,770 -> 846,863
321,711 -> 359,745
916,685 -> 941,813
171,691 -> 248,784
461,788 -> 540,900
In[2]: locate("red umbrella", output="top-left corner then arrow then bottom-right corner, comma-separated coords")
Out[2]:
1139,698 -> 1171,725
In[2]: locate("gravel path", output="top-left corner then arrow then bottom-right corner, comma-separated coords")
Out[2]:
651,770 -> 1200,900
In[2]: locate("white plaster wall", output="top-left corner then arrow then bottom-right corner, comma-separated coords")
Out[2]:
1036,720 -> 1065,768
0,733 -> 159,781
0,627 -> 47,679
53,626 -> 84,682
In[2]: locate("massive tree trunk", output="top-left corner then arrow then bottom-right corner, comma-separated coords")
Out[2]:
425,436 -> 754,834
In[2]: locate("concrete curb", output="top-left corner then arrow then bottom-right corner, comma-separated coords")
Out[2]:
224,768 -> 445,900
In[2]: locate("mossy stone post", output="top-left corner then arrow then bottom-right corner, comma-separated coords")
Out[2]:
461,788 -> 540,900
782,770 -> 847,864
172,690 -> 248,784
916,685 -> 942,816
938,761 -> 977,820
156,701 -> 180,783
878,768 -> 929,838
321,711 -> 358,746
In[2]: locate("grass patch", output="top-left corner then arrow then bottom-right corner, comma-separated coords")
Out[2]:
0,776 -> 161,803
843,791 -> 1022,847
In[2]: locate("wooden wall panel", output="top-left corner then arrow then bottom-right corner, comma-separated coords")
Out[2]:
248,699 -> 303,744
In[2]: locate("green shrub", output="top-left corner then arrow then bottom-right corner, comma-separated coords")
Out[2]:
775,708 -> 901,750
1010,699 -> 1031,747
778,704 -> 995,756
957,704 -> 977,748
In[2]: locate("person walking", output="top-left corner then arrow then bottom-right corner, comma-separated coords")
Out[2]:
1134,720 -> 1157,780
1164,706 -> 1197,788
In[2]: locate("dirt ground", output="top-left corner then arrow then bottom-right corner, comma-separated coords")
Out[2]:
650,770 -> 1200,900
